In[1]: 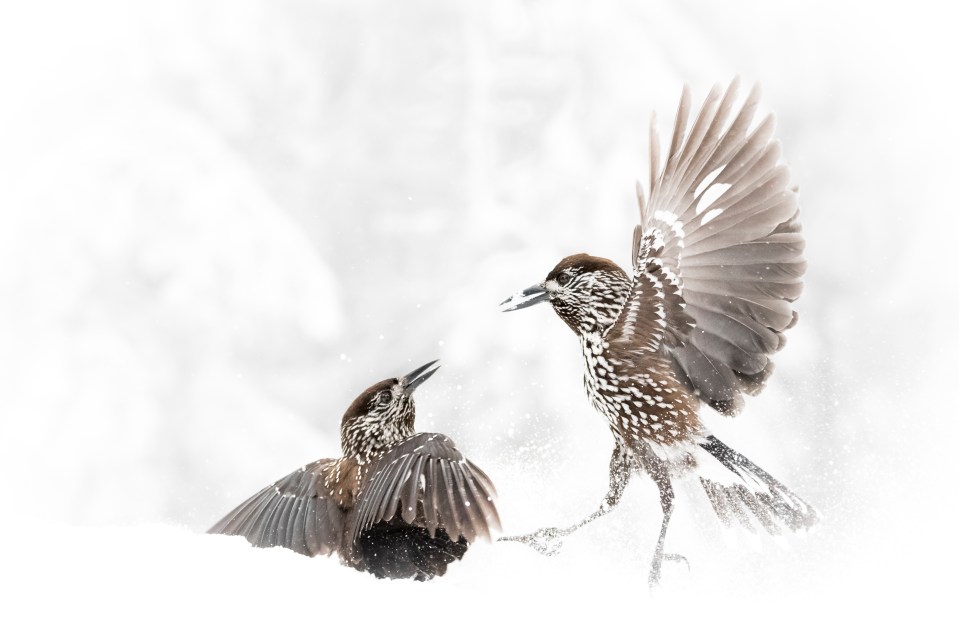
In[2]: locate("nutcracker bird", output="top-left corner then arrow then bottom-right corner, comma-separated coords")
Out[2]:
208,360 -> 500,580
499,80 -> 817,586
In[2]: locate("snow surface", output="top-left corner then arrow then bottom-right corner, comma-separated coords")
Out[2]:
1,0 -> 957,636
0,520 -> 947,638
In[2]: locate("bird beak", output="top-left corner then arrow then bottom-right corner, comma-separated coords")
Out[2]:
500,284 -> 549,312
401,359 -> 441,394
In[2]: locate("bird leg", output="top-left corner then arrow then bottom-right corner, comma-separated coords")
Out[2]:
499,444 -> 632,556
647,472 -> 689,587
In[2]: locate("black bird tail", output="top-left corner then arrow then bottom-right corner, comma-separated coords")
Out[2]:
357,517 -> 468,581
698,435 -> 818,534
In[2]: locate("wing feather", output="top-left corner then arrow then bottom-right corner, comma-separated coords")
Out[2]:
422,459 -> 441,536
608,230 -> 694,353
438,457 -> 463,540
401,454 -> 427,524
630,80 -> 803,414
208,459 -> 342,558
349,433 -> 500,547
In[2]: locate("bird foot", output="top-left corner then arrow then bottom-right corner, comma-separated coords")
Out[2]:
498,527 -> 567,556
648,552 -> 690,587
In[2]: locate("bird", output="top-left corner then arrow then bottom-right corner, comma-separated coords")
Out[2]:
208,360 -> 500,580
499,79 -> 818,586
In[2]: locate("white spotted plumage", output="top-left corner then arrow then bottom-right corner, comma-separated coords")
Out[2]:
502,82 -> 818,581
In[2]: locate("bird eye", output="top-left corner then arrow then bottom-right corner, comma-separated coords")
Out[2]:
556,272 -> 571,286
376,390 -> 392,405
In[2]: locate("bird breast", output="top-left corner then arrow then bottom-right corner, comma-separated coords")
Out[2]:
580,332 -> 703,458
325,457 -> 364,509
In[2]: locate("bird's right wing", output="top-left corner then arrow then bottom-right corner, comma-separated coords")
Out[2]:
208,458 -> 345,557
349,433 -> 500,546
635,79 -> 805,415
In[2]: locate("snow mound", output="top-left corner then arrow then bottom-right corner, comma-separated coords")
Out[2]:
1,523 -> 944,638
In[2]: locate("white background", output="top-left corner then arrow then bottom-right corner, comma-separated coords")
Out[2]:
1,1 -> 955,637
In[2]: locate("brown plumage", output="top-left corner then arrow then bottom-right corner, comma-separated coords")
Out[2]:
208,360 -> 500,580
500,79 -> 817,586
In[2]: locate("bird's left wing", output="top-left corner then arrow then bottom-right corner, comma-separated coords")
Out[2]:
632,79 -> 804,414
349,433 -> 500,545
208,458 -> 345,557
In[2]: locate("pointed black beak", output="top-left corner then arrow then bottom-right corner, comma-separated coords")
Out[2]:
500,284 -> 550,312
401,359 -> 440,394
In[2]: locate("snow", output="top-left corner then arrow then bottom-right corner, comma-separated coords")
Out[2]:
0,521 -> 946,638
1,0 -> 957,636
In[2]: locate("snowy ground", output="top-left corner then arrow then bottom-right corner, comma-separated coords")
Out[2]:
0,519 -> 947,638
1,0 -> 956,636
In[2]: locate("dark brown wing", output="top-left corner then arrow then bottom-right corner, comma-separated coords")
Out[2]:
607,225 -> 694,354
208,458 -> 345,557
635,79 -> 804,415
349,433 -> 500,546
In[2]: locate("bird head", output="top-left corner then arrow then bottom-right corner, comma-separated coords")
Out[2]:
500,253 -> 631,335
339,360 -> 440,461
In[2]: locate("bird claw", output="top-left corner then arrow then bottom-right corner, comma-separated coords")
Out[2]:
648,551 -> 690,587
663,552 -> 690,571
498,527 -> 567,556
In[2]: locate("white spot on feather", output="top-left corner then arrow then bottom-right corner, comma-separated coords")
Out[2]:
700,208 -> 724,225
654,210 -> 685,239
694,167 -> 726,198
696,183 -> 731,214
696,182 -> 732,214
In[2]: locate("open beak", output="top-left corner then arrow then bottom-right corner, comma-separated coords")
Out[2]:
500,284 -> 550,312
401,359 -> 440,394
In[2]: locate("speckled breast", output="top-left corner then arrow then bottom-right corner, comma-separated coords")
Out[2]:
580,332 -> 702,453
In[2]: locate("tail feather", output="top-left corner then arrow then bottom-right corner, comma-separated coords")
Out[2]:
698,435 -> 818,533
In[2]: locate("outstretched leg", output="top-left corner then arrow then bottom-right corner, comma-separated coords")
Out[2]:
500,443 -> 632,555
647,467 -> 688,587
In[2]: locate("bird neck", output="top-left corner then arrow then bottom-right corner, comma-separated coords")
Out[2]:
340,412 -> 416,464
561,270 -> 631,337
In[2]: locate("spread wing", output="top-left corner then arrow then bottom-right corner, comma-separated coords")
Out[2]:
349,433 -> 500,546
606,224 -> 695,354
634,78 -> 805,415
208,458 -> 345,557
